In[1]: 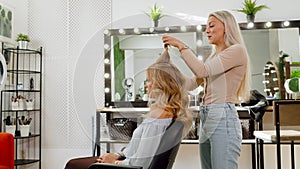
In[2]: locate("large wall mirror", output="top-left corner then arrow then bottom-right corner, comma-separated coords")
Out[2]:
104,21 -> 300,107
103,25 -> 205,107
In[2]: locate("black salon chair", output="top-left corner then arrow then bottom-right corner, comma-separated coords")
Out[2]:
241,89 -> 269,169
241,89 -> 268,122
88,120 -> 184,169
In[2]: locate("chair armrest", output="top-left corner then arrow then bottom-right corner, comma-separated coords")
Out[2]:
88,163 -> 142,169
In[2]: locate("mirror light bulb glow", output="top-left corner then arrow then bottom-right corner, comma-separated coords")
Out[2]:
104,58 -> 110,64
265,22 -> 272,28
247,22 -> 254,28
105,88 -> 110,93
283,21 -> 290,27
104,73 -> 110,78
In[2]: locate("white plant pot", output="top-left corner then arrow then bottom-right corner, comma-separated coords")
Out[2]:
18,41 -> 28,49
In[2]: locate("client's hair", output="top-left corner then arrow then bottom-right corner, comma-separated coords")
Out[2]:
146,49 -> 192,136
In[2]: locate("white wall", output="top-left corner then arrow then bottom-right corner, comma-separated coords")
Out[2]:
111,0 -> 300,24
2,0 -> 300,168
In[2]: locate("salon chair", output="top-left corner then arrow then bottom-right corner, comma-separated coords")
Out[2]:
0,132 -> 14,169
88,120 -> 184,169
241,90 -> 268,169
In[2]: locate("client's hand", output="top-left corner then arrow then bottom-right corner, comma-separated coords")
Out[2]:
96,153 -> 119,163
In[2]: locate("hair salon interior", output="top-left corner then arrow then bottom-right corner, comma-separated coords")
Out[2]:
0,0 -> 300,169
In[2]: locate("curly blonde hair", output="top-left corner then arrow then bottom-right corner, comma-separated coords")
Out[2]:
146,50 -> 192,135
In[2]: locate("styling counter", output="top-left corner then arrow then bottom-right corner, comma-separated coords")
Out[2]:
94,106 -> 273,169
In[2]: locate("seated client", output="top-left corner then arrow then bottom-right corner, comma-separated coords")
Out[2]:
64,49 -> 193,169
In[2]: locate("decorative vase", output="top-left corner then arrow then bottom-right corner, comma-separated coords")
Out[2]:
247,14 -> 255,23
18,41 -> 28,49
152,20 -> 159,27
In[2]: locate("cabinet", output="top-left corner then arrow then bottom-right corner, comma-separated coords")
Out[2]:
0,46 -> 42,169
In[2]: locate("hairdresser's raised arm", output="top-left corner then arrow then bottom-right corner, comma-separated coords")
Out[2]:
162,34 -> 209,78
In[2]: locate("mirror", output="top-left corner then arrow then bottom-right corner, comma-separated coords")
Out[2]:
103,25 -> 205,107
0,53 -> 7,90
104,21 -> 300,107
241,27 -> 299,95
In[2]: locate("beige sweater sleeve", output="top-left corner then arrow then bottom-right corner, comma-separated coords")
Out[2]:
180,44 -> 247,78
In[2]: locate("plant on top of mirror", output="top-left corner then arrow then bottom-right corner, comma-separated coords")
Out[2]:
145,3 -> 164,27
16,33 -> 30,42
235,0 -> 269,22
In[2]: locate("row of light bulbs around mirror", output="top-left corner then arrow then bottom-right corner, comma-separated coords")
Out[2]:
247,20 -> 291,29
103,25 -> 203,36
103,25 -> 204,52
262,63 -> 279,93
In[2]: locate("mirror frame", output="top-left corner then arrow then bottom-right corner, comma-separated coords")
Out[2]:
103,20 -> 300,107
103,25 -> 204,107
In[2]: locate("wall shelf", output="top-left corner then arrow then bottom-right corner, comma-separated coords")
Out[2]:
0,44 -> 43,169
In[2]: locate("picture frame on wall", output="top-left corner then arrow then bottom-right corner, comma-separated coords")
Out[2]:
0,2 -> 14,43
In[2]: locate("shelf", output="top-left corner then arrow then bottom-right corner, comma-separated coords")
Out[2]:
98,138 -> 130,143
2,89 -> 40,92
15,159 -> 40,166
1,45 -> 42,169
8,69 -> 41,74
97,139 -> 258,144
1,109 -> 40,112
14,134 -> 40,139
5,47 -> 41,54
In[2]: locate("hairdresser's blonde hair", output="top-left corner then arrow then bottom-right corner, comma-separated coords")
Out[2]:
209,10 -> 251,102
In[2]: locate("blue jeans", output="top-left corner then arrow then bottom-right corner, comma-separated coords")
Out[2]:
199,103 -> 242,169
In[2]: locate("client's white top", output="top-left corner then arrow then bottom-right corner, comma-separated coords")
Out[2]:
122,118 -> 172,168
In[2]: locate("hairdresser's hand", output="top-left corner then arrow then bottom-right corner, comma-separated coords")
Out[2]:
162,34 -> 187,51
96,153 -> 119,163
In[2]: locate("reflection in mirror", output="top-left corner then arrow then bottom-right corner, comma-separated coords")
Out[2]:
241,27 -> 299,96
263,61 -> 280,98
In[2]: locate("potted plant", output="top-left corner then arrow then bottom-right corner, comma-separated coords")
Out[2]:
236,0 -> 269,23
146,3 -> 163,27
284,69 -> 300,99
16,33 -> 30,49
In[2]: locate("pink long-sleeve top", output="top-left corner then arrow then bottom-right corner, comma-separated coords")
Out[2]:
183,44 -> 248,105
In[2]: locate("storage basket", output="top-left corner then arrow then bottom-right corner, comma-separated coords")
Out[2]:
240,119 -> 255,139
107,118 -> 137,140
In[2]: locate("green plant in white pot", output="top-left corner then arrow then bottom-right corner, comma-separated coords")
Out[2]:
16,33 -> 30,49
285,69 -> 300,99
235,0 -> 269,23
